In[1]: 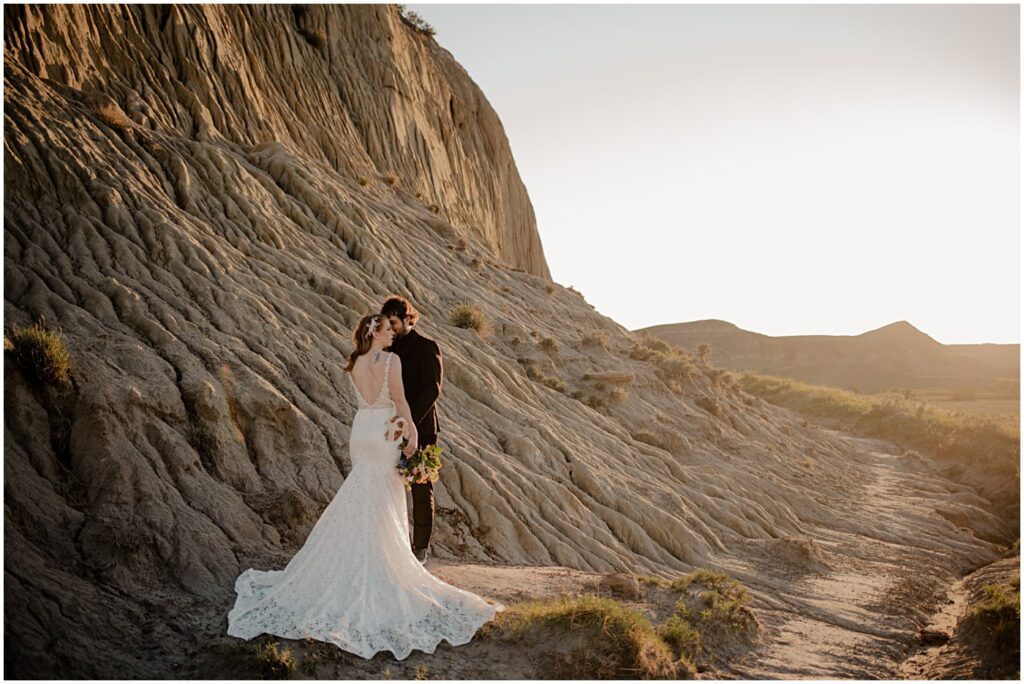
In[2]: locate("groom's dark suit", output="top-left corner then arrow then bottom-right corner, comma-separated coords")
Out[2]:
388,327 -> 442,552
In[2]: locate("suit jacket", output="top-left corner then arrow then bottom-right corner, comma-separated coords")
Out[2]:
388,328 -> 442,445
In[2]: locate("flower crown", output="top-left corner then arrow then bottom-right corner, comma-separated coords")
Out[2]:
365,315 -> 381,338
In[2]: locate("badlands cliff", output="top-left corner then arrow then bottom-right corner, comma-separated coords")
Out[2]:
3,5 -> 1013,677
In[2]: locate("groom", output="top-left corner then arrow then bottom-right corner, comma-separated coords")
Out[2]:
381,296 -> 443,563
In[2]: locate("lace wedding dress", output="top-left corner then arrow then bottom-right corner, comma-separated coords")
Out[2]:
227,352 -> 503,659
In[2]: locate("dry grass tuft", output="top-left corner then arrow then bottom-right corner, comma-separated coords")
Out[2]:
965,577 -> 1020,654
487,594 -> 683,678
252,641 -> 296,678
580,329 -> 611,350
4,321 -> 72,386
539,337 -> 559,353
449,303 -> 490,336
629,336 -> 700,392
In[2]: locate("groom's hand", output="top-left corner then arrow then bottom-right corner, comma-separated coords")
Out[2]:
402,435 -> 418,458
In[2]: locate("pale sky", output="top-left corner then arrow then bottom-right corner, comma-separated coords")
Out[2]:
408,3 -> 1020,344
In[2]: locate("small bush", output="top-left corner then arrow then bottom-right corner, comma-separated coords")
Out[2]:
580,329 -> 611,350
253,641 -> 296,678
510,336 -> 521,347
708,366 -> 733,387
671,569 -> 756,636
358,176 -> 370,187
542,376 -> 566,393
570,389 -> 585,400
608,387 -> 628,403
383,172 -> 398,186
585,396 -> 606,410
539,337 -> 559,352
471,256 -> 483,272
449,303 -> 490,336
697,343 -> 711,363
4,322 -> 72,386
397,5 -> 436,36
658,614 -> 701,667
489,595 -> 680,678
545,283 -> 555,295
967,578 -> 1020,653
522,362 -> 543,381
695,395 -> 722,418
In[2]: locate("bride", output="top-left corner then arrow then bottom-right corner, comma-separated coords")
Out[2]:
226,313 -> 504,659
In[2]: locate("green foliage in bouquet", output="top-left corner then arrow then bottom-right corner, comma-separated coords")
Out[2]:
396,442 -> 443,490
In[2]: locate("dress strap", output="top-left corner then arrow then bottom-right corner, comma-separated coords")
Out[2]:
380,352 -> 393,402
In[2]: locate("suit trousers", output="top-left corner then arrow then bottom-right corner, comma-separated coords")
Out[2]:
411,433 -> 437,551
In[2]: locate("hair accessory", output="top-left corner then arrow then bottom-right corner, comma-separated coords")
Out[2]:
365,315 -> 380,338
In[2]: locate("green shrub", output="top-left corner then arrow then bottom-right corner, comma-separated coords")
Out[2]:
539,337 -> 559,352
667,569 -> 757,638
488,594 -> 681,678
397,5 -> 436,36
966,578 -> 1020,653
658,614 -> 701,666
4,322 -> 72,386
449,303 -> 490,336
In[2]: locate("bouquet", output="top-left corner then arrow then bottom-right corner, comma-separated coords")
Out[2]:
396,441 -> 443,490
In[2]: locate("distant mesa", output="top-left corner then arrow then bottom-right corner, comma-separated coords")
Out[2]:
638,319 -> 1019,393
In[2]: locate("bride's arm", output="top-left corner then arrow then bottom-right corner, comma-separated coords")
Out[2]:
389,355 -> 418,457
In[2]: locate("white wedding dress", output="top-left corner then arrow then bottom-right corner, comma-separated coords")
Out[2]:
226,352 -> 503,659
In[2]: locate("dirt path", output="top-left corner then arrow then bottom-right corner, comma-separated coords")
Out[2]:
709,430 -> 999,678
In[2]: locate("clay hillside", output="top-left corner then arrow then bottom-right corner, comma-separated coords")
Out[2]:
4,5 -> 1016,678
640,319 -> 1020,393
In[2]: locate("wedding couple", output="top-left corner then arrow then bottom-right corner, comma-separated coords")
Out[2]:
226,296 -> 503,660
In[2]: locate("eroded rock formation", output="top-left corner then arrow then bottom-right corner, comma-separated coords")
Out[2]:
4,5 -> 1011,677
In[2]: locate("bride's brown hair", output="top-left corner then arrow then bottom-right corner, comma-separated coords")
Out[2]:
344,314 -> 383,372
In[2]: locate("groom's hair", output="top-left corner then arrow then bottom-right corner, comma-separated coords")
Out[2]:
381,296 -> 419,324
